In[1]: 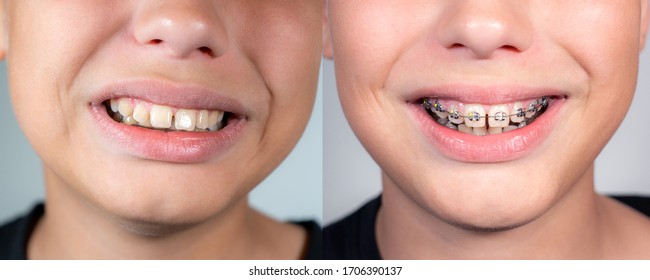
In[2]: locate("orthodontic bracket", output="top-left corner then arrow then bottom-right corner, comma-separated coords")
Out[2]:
421,97 -> 549,119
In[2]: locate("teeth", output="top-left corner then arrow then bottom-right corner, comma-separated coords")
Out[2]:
436,117 -> 449,126
122,116 -> 138,125
488,127 -> 503,135
458,124 -> 472,134
208,111 -> 224,131
503,125 -> 518,132
445,122 -> 458,130
448,106 -> 463,124
150,105 -> 173,129
132,103 -> 151,127
196,110 -> 210,129
526,100 -> 539,118
174,109 -> 197,131
488,105 -> 509,128
510,102 -> 525,123
110,99 -> 119,113
107,98 -> 228,132
472,126 -> 487,136
118,99 -> 134,117
464,104 -> 486,128
424,97 -> 550,136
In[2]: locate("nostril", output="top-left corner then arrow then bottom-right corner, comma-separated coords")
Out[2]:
502,45 -> 518,52
449,43 -> 465,49
198,46 -> 215,57
149,39 -> 164,45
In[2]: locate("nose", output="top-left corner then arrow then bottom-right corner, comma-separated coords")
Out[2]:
133,0 -> 227,59
436,1 -> 533,59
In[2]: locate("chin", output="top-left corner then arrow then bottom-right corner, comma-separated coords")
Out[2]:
84,173 -> 247,236
398,166 -> 560,233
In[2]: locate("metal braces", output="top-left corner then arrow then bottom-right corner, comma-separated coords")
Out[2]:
422,97 -> 548,120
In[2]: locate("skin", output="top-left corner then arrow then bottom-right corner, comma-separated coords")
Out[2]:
0,1 -> 321,259
325,1 -> 650,258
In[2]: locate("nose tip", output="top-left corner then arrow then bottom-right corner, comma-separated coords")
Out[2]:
134,2 -> 227,59
437,3 -> 532,59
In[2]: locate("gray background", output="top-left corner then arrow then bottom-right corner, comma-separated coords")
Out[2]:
0,61 -> 323,225
323,50 -> 650,225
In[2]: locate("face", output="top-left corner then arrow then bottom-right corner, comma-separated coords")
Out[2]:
0,1 -> 321,226
326,1 -> 649,230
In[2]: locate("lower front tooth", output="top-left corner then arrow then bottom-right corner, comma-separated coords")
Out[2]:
122,116 -> 138,125
458,124 -> 472,134
150,105 -> 173,129
488,127 -> 503,135
472,126 -> 487,136
504,125 -> 518,132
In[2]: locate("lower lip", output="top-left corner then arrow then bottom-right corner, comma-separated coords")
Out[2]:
410,99 -> 564,163
89,105 -> 245,163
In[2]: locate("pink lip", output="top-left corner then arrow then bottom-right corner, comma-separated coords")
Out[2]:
88,80 -> 247,163
409,89 -> 565,163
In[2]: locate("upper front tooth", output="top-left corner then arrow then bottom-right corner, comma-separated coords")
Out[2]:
150,105 -> 173,129
174,109 -> 197,131
196,110 -> 210,129
208,110 -> 224,131
110,99 -> 119,113
488,105 -> 509,128
464,104 -> 486,127
510,102 -> 525,123
448,106 -> 463,124
118,99 -> 133,117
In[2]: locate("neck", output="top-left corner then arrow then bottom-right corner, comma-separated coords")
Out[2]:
376,165 -> 605,259
29,167 -> 299,259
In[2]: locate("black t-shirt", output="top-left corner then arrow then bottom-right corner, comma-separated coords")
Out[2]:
324,195 -> 650,260
0,203 -> 323,260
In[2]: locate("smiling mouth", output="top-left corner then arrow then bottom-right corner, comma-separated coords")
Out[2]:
419,96 -> 554,136
103,97 -> 235,132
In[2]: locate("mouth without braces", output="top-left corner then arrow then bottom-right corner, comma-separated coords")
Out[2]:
104,98 -> 229,132
421,96 -> 550,135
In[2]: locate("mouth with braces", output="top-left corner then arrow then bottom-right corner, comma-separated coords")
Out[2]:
104,97 -> 231,132
421,96 -> 551,135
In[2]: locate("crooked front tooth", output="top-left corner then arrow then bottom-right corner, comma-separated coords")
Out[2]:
464,104 -> 486,128
174,109 -> 197,131
132,103 -> 151,127
208,111 -> 224,131
510,102 -> 525,123
150,105 -> 173,129
488,105 -> 509,128
118,99 -> 133,117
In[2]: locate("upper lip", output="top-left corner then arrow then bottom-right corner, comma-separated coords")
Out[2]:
405,84 -> 568,104
89,79 -> 248,117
